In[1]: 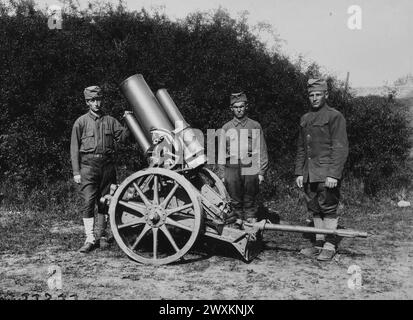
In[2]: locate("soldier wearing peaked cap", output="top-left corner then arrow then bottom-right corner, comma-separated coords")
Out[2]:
295,79 -> 349,261
71,86 -> 130,253
219,91 -> 269,226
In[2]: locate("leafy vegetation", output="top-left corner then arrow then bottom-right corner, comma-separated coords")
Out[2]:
0,0 -> 411,211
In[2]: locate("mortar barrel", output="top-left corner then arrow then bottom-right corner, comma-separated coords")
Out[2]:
156,89 -> 207,169
123,111 -> 151,154
156,89 -> 189,127
120,74 -> 173,135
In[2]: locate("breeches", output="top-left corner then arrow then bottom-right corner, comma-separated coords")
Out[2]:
224,166 -> 259,219
79,158 -> 116,218
304,182 -> 340,218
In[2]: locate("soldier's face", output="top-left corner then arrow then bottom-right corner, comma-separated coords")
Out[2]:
86,97 -> 102,113
308,90 -> 327,108
231,102 -> 248,119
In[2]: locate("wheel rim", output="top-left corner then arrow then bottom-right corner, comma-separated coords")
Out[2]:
109,168 -> 202,265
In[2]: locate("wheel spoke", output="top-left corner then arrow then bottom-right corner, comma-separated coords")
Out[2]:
140,174 -> 154,192
133,182 -> 151,206
160,225 -> 179,252
165,217 -> 192,232
119,200 -> 147,216
118,217 -> 146,230
160,182 -> 179,209
166,203 -> 193,216
153,228 -> 158,260
131,224 -> 151,250
153,175 -> 159,205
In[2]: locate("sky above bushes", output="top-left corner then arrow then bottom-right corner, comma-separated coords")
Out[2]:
35,0 -> 413,88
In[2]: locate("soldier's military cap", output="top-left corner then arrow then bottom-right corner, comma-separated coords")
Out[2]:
307,79 -> 328,92
84,86 -> 102,100
230,91 -> 248,105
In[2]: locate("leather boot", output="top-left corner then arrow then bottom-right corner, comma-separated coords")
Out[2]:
317,242 -> 336,261
96,214 -> 110,249
299,240 -> 324,257
79,242 -> 95,253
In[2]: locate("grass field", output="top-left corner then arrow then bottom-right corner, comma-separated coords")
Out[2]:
0,191 -> 412,300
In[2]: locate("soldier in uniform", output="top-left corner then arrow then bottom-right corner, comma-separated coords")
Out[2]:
295,79 -> 349,261
71,86 -> 129,253
220,92 -> 269,224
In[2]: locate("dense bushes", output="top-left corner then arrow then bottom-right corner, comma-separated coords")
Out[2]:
327,83 -> 412,196
0,0 -> 411,208
344,96 -> 411,195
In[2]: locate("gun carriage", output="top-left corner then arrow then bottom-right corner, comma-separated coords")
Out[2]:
103,74 -> 368,265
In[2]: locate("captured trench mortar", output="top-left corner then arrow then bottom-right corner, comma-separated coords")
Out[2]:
103,74 -> 368,265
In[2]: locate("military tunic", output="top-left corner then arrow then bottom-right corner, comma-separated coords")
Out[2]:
295,104 -> 348,183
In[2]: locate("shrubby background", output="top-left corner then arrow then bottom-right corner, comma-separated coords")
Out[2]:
0,0 -> 411,212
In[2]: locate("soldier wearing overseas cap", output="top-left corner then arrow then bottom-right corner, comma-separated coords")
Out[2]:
71,86 -> 130,253
219,91 -> 269,225
295,79 -> 349,261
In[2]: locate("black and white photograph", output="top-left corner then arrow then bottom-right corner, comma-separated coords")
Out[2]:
0,0 -> 412,303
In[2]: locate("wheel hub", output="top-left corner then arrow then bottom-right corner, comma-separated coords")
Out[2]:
145,205 -> 166,227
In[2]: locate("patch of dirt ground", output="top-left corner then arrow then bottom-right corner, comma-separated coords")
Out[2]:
1,207 -> 412,300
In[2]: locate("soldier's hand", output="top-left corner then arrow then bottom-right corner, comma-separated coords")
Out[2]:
221,177 -> 225,183
258,175 -> 264,184
325,177 -> 338,188
73,175 -> 81,184
296,175 -> 304,188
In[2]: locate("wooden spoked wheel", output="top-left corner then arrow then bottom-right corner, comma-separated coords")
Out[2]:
109,168 -> 203,265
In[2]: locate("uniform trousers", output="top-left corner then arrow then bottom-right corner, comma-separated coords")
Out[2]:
224,165 -> 259,219
79,155 -> 116,219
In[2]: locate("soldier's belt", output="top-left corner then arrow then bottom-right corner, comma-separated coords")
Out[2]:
81,153 -> 112,159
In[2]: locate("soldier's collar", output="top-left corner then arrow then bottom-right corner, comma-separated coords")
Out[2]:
310,103 -> 329,113
88,110 -> 104,120
232,116 -> 249,126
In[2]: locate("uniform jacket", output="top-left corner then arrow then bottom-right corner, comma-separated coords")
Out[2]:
295,104 -> 349,183
70,111 -> 129,175
220,117 -> 269,176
